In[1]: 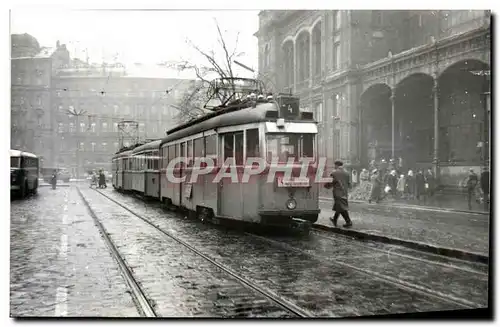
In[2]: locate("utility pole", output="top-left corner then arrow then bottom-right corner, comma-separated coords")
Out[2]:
67,107 -> 87,179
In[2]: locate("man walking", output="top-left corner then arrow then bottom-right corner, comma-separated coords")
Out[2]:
325,160 -> 353,228
464,168 -> 479,210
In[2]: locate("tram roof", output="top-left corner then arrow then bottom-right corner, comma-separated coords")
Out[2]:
132,140 -> 162,154
160,102 -> 278,145
10,149 -> 37,158
112,149 -> 134,158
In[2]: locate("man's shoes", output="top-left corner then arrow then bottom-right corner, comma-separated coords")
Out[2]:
343,223 -> 353,228
329,217 -> 338,227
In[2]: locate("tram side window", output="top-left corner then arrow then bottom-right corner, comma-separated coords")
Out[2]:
234,132 -> 243,165
153,151 -> 159,170
187,140 -> 193,165
205,134 -> 217,166
168,145 -> 176,168
301,134 -> 314,158
223,132 -> 243,165
246,129 -> 260,159
223,134 -> 234,163
180,142 -> 186,166
194,138 -> 204,161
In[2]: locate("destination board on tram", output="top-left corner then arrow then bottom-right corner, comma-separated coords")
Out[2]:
277,95 -> 300,119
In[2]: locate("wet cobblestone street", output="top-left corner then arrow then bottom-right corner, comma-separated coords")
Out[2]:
96,188 -> 488,317
10,187 -> 139,317
10,186 -> 489,318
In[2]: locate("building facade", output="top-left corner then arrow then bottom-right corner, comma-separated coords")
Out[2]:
11,34 -> 71,169
52,66 -> 194,177
256,10 -> 491,186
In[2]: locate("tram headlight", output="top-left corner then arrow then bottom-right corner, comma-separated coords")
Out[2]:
286,198 -> 297,210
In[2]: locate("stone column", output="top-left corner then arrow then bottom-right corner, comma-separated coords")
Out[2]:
309,34 -> 314,88
432,74 -> 440,177
293,41 -> 297,93
390,88 -> 395,159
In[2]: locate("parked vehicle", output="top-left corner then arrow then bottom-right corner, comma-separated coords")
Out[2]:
11,149 -> 39,198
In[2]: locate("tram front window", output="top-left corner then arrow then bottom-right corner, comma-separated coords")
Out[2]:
266,133 -> 314,163
11,157 -> 20,168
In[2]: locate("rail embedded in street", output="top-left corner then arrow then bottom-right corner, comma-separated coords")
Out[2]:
87,187 -> 488,316
76,187 -> 157,318
90,187 -> 313,318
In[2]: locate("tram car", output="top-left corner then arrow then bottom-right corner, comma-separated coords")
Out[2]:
112,78 -> 321,229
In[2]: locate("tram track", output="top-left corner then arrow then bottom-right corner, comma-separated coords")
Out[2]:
309,229 -> 488,277
76,187 -> 157,317
246,232 -> 484,309
82,187 -> 312,318
90,191 -> 484,316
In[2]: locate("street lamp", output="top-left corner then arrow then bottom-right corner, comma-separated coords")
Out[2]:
66,107 -> 87,179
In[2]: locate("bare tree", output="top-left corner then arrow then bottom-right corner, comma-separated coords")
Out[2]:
170,20 -> 246,122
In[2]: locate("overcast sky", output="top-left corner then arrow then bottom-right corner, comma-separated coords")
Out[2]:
10,9 -> 259,78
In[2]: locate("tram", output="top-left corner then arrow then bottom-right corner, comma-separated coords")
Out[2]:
10,149 -> 39,198
112,78 -> 320,229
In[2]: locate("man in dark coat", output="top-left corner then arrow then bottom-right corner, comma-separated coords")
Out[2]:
325,161 -> 352,228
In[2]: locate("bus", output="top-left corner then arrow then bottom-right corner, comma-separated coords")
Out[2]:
11,149 -> 39,198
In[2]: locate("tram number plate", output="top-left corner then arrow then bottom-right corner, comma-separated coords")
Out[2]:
277,177 -> 310,188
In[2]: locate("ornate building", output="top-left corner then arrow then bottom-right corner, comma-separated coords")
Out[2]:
255,10 -> 490,187
11,34 -> 71,169
52,66 -> 195,178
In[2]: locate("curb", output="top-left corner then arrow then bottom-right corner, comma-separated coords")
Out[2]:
319,197 -> 489,215
312,223 -> 489,264
39,184 -> 71,188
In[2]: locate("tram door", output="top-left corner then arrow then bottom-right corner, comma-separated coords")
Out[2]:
218,132 -> 243,217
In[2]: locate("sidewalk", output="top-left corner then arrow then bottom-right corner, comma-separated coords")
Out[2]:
320,188 -> 490,214
315,201 -> 490,263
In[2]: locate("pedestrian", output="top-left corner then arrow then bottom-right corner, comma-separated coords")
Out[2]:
425,168 -> 436,197
360,168 -> 370,193
405,170 -> 415,200
51,170 -> 58,190
99,169 -> 107,189
397,174 -> 406,199
387,170 -> 398,198
415,170 -> 426,201
369,169 -> 382,204
325,160 -> 353,228
351,169 -> 358,187
464,168 -> 479,210
480,167 -> 490,205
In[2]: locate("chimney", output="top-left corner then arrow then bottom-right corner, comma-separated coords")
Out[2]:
56,40 -> 60,48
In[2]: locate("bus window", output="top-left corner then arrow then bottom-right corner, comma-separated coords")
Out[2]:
11,157 -> 20,168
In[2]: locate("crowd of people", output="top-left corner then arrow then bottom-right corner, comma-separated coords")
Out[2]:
350,158 -> 489,210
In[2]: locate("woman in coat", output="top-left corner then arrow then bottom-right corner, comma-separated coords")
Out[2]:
405,170 -> 415,200
397,174 -> 406,199
369,169 -> 382,204
415,170 -> 426,200
98,170 -> 107,188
